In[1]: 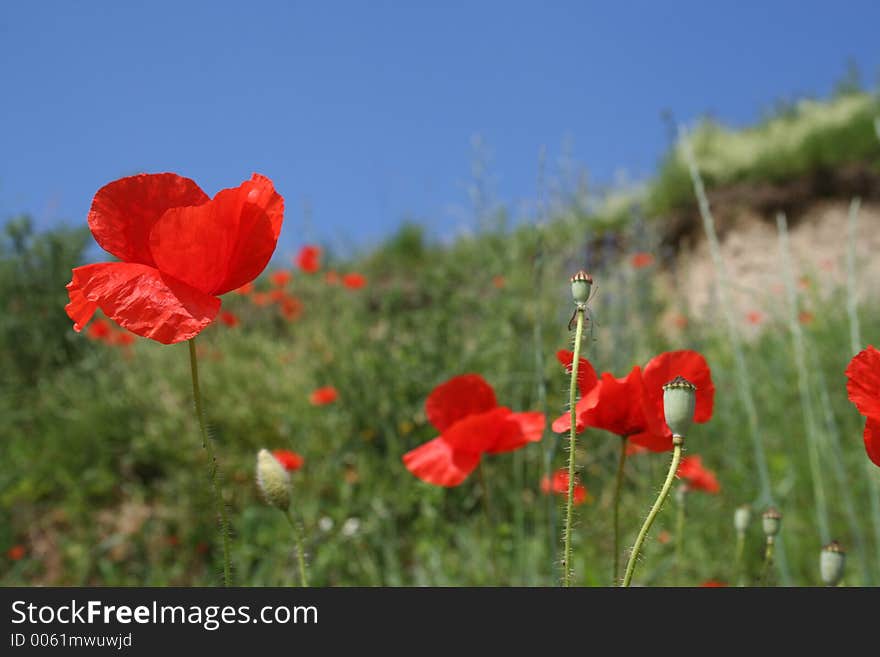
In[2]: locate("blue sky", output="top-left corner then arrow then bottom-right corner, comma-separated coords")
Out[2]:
2,1 -> 878,258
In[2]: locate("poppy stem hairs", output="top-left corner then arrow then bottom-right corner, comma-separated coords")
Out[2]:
562,270 -> 591,587
189,338 -> 233,586
621,376 -> 696,587
285,510 -> 310,587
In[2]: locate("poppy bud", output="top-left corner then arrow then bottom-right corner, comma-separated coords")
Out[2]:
662,376 -> 697,437
570,270 -> 592,305
820,541 -> 846,586
734,504 -> 751,534
256,449 -> 290,511
762,507 -> 782,538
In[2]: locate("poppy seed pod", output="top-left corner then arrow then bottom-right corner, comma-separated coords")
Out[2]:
734,504 -> 751,533
662,376 -> 697,437
570,270 -> 592,305
762,507 -> 782,537
256,449 -> 290,511
820,541 -> 846,586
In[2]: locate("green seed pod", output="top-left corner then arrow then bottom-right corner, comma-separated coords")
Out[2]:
734,504 -> 751,534
762,507 -> 782,537
662,376 -> 697,437
256,449 -> 290,511
820,541 -> 846,586
570,270 -> 593,305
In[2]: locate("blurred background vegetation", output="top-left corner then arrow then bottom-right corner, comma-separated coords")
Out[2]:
2,84 -> 880,586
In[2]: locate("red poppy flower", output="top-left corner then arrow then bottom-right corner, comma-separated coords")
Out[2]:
66,173 -> 283,344
700,579 -> 727,587
280,296 -> 303,320
7,545 -> 25,561
272,449 -> 304,472
746,310 -> 764,325
269,289 -> 286,302
342,273 -> 366,289
630,252 -> 655,269
219,311 -> 239,327
296,245 -> 321,273
111,330 -> 136,347
628,350 -> 714,451
657,530 -> 671,544
541,468 -> 588,505
553,366 -> 648,437
234,282 -> 254,295
271,270 -> 292,287
798,310 -> 815,325
251,292 -> 273,307
492,275 -> 505,289
325,270 -> 340,285
676,455 -> 720,493
845,346 -> 880,466
402,374 -> 545,486
87,318 -> 112,342
310,386 -> 338,405
555,350 -> 599,399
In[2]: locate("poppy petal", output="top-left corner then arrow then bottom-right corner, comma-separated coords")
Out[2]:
442,407 -> 514,454
486,411 -> 545,454
578,367 -> 648,438
865,417 -> 880,467
627,429 -> 674,452
557,350 -> 599,396
425,374 -> 498,432
551,396 -> 590,434
66,262 -> 220,344
846,346 -> 880,418
149,174 -> 283,296
402,437 -> 481,487
642,350 -> 714,423
88,173 -> 209,267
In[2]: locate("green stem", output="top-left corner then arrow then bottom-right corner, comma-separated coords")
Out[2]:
477,462 -> 498,582
675,488 -> 686,585
285,509 -> 309,587
188,338 -> 232,587
622,437 -> 683,587
562,307 -> 585,587
761,538 -> 776,586
734,531 -> 746,587
612,436 -> 628,585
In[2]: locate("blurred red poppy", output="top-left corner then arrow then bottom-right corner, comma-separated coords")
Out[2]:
325,270 -> 340,285
111,330 -> 136,347
272,449 -> 304,472
66,173 -> 283,344
342,273 -> 366,289
219,311 -> 240,327
492,275 -> 505,289
280,296 -> 303,320
251,292 -> 273,307
402,374 -> 545,486
630,252 -> 655,269
296,245 -> 321,273
87,318 -> 112,342
798,310 -> 814,325
269,289 -> 286,302
676,455 -> 720,493
700,579 -> 728,587
845,346 -> 880,466
746,310 -> 764,325
7,545 -> 25,561
310,386 -> 338,405
271,270 -> 292,287
234,282 -> 254,295
541,468 -> 588,505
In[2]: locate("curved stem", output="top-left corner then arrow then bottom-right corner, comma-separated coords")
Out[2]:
674,488 -> 686,585
734,531 -> 746,587
622,437 -> 683,587
285,510 -> 309,587
188,338 -> 232,586
562,307 -> 585,587
612,436 -> 628,584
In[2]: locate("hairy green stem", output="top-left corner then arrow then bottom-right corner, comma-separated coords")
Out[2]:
562,307 -> 585,587
612,436 -> 628,584
188,338 -> 232,586
675,488 -> 686,585
285,510 -> 309,587
622,438 -> 683,587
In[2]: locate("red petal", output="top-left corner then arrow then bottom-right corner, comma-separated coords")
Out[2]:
865,417 -> 880,467
846,346 -> 880,418
628,429 -> 674,452
677,455 -> 720,493
551,396 -> 590,434
402,437 -> 481,486
486,411 -> 545,454
66,263 -> 220,344
642,350 -> 714,424
149,174 -> 283,295
557,350 -> 599,396
425,374 -> 498,432
442,407 -> 515,454
88,173 -> 209,266
578,367 -> 648,437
